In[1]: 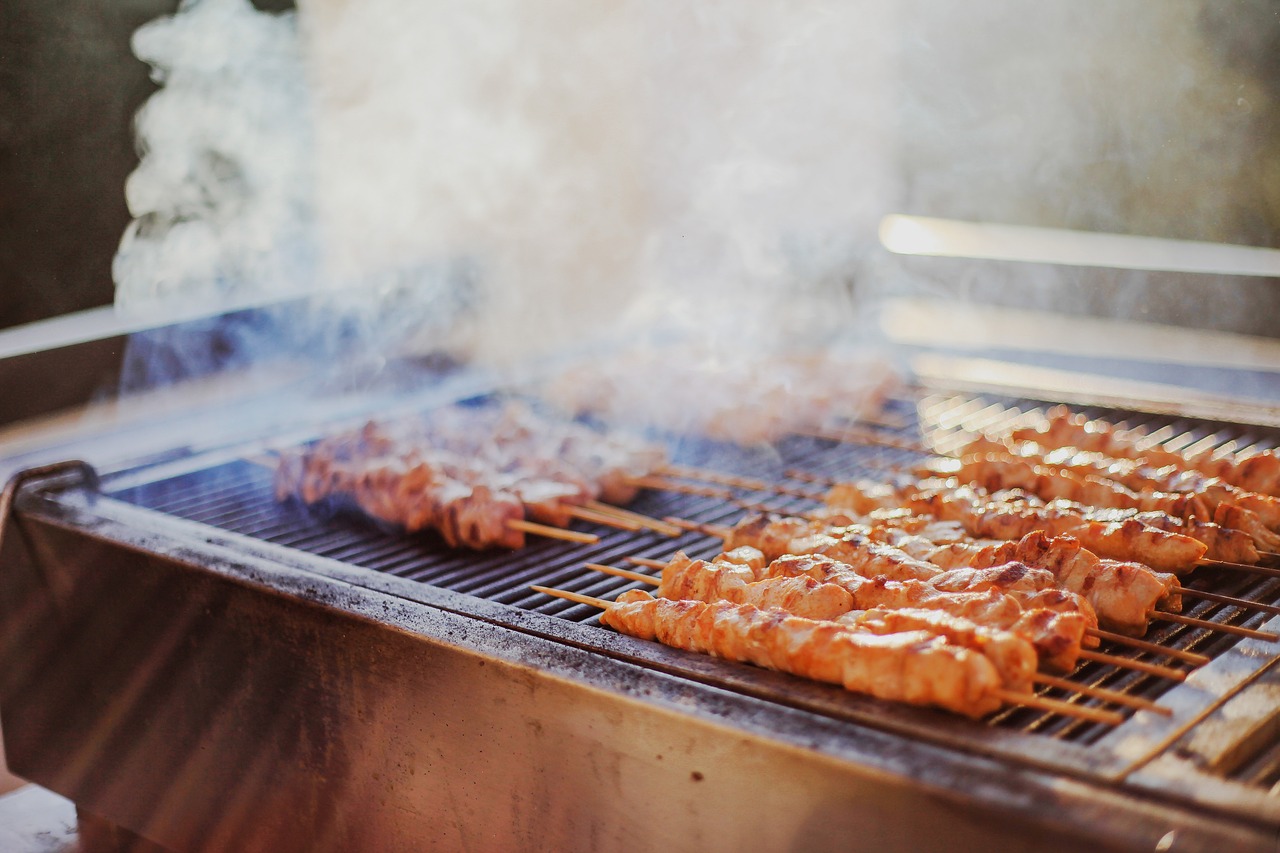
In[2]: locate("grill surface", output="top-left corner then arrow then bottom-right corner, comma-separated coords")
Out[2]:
7,381 -> 1280,851
103,389 -> 1280,752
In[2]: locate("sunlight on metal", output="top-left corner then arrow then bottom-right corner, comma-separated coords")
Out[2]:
879,214 -> 1280,277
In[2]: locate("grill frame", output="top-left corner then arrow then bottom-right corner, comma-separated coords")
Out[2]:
4,377 -> 1280,851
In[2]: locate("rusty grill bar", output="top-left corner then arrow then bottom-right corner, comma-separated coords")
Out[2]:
101,389 -> 1280,754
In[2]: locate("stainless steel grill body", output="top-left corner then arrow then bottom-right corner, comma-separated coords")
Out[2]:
3,386 -> 1280,852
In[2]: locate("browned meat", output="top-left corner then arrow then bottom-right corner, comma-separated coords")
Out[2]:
273,402 -> 665,549
601,590 -> 1005,718
1011,405 -> 1280,497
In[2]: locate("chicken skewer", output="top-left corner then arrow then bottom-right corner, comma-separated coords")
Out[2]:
590,552 -> 1041,687
664,512 -> 1279,647
696,498 -> 1183,639
1011,405 -> 1280,498
822,478 -> 1207,574
607,552 -> 1187,679
719,513 -> 1102,631
592,549 -> 1095,674
660,504 -> 1269,650
632,470 -> 1211,574
721,510 -> 1177,629
532,585 -> 1124,724
930,450 -> 1280,555
584,560 -> 1171,716
785,468 -> 1280,575
274,404 -> 668,550
624,554 -> 1211,667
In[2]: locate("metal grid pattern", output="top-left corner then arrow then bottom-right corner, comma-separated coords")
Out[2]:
105,390 -> 1280,754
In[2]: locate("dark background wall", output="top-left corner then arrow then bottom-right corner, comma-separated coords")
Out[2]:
0,0 -> 296,334
0,1 -> 172,331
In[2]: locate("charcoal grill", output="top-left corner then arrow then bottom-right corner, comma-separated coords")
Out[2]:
3,376 -> 1280,852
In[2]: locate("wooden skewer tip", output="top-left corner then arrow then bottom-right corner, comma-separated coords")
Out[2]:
1150,610 -> 1280,642
583,563 -> 659,585
508,519 -> 600,545
1078,649 -> 1187,682
992,689 -> 1124,726
1085,628 -> 1210,667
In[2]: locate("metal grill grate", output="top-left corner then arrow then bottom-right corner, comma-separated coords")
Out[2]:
106,390 -> 1280,749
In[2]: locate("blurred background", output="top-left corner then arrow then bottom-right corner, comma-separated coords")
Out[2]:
1,0 -> 1278,425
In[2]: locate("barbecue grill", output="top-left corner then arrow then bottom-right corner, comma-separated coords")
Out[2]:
3,367 -> 1280,852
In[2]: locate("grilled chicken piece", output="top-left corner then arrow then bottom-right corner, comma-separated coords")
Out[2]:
659,552 -> 854,621
878,528 -> 1177,636
956,437 -> 1279,553
732,512 -> 1100,630
827,479 -> 1206,573
766,554 -> 1087,671
723,513 -> 1099,634
931,454 -> 1210,520
273,403 -> 666,549
602,590 -> 1005,717
839,607 -> 1037,693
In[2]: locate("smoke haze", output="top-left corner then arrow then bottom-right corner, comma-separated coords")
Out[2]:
113,0 -> 1280,376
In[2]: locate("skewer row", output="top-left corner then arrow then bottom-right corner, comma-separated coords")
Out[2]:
531,584 -> 1126,727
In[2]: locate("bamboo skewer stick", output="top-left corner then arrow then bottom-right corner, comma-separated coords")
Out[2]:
507,519 -> 600,544
531,585 -> 611,609
1178,587 -> 1280,616
1195,560 -> 1280,577
1077,650 -> 1187,682
990,692 -> 1123,725
585,562 -> 661,584
625,476 -> 737,500
655,464 -> 817,499
661,517 -> 732,539
567,506 -> 643,531
1149,611 -> 1279,642
657,464 -> 774,492
792,426 -> 930,454
530,585 -> 1124,725
583,501 -> 684,537
1032,674 -> 1170,717
1086,629 -> 1210,666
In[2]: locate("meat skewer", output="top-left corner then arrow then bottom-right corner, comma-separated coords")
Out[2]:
584,560 -> 1171,715
785,467 -> 1280,573
589,553 -> 1039,689
822,478 -> 1207,573
274,403 -> 668,550
936,447 -> 1280,554
625,555 -> 1212,667
595,549 -> 1087,673
1011,405 -> 1280,498
532,585 -> 1124,724
720,510 -> 1173,636
810,477 -> 1205,574
658,509 -> 1274,650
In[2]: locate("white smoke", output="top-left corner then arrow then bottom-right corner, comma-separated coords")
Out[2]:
115,0 -> 899,366
113,0 -> 1279,371
114,0 -> 313,319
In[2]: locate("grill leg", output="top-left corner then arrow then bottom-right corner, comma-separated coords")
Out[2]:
76,809 -> 175,853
